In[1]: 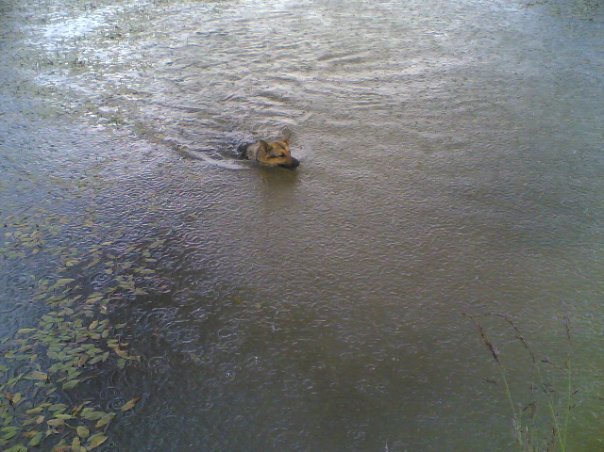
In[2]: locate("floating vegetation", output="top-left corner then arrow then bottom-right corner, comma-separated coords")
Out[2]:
0,150 -> 173,450
0,221 -> 174,450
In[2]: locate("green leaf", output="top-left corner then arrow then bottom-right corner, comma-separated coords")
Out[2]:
17,328 -> 36,335
29,371 -> 48,382
6,444 -> 28,452
12,392 -> 23,405
55,278 -> 75,287
94,413 -> 115,429
65,258 -> 80,267
28,431 -> 44,446
26,406 -> 44,415
62,379 -> 80,390
86,432 -> 107,450
1,426 -> 19,440
120,397 -> 140,412
47,418 -> 64,427
84,256 -> 101,267
80,409 -> 104,421
48,404 -> 67,413
76,425 -> 90,438
85,293 -> 103,304
89,352 -> 109,365
136,268 -> 154,275
52,439 -> 69,451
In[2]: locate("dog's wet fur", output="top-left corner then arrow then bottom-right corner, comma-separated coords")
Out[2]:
237,139 -> 300,169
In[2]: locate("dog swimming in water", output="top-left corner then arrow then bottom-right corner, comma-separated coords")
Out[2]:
237,139 -> 300,169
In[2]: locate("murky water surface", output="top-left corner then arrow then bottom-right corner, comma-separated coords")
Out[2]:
1,0 -> 603,450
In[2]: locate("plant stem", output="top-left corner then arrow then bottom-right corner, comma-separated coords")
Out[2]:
499,371 -> 521,445
535,362 -> 564,452
563,357 -> 571,450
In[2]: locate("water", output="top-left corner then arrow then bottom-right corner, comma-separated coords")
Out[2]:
1,0 -> 603,450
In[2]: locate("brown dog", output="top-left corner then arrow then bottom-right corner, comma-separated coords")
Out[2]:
237,139 -> 300,169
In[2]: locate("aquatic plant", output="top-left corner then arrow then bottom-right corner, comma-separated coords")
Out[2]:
0,161 -> 169,451
0,233 -> 155,450
466,314 -> 574,451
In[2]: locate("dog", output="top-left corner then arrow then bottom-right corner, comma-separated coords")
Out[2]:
237,139 -> 300,169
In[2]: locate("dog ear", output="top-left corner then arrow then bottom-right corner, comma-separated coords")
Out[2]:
283,139 -> 289,146
258,140 -> 270,154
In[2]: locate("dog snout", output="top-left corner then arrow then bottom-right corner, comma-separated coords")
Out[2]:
279,157 -> 300,169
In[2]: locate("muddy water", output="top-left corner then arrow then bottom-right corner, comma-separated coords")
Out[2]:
1,0 -> 603,450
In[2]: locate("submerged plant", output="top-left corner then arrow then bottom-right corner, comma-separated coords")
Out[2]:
466,314 -> 574,451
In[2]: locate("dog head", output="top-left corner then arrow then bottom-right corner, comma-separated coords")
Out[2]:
255,139 -> 300,169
